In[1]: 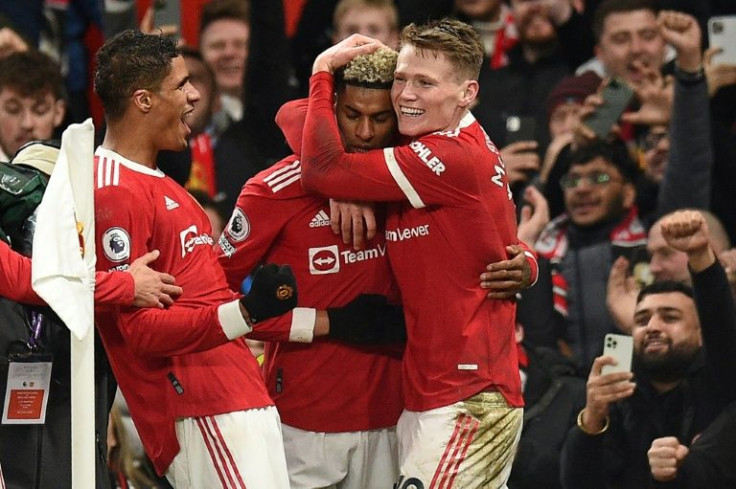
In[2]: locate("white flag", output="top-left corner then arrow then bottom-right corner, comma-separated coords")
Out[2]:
31,119 -> 96,340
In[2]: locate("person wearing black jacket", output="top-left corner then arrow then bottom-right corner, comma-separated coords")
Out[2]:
560,209 -> 736,489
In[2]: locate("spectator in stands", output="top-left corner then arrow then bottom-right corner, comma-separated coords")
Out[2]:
199,0 -> 249,132
508,323 -> 586,489
332,0 -> 400,48
0,50 -> 66,160
606,210 -> 731,334
518,139 -> 644,368
452,0 -> 517,69
561,209 -> 736,489
648,400 -> 736,487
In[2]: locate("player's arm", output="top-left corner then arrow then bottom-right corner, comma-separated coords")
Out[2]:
0,240 -> 43,305
216,186 -> 291,290
301,71 -> 409,202
115,263 -> 297,357
275,98 -> 308,155
249,294 -> 407,345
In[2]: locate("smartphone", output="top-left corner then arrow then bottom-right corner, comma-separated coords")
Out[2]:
612,244 -> 652,286
708,16 -> 736,65
505,115 -> 537,144
584,79 -> 634,139
601,333 -> 633,375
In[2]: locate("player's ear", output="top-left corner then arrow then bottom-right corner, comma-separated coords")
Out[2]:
459,80 -> 478,108
133,89 -> 153,113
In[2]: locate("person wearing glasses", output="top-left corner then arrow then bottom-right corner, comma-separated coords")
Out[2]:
517,139 -> 645,371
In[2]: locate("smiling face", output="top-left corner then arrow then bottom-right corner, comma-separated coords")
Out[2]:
563,156 -> 634,227
150,56 -> 201,152
391,45 -> 477,138
632,291 -> 701,381
596,9 -> 665,85
200,18 -> 250,97
336,84 -> 397,152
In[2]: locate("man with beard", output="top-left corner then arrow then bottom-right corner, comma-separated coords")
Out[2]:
560,209 -> 736,489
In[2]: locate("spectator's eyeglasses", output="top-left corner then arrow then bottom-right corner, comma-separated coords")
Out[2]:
560,171 -> 620,190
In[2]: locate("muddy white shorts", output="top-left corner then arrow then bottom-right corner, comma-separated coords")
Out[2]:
165,406 -> 290,489
396,392 -> 523,489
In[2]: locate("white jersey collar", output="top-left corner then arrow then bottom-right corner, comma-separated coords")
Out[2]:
95,147 -> 165,178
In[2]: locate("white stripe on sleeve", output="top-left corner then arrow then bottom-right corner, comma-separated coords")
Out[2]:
383,148 -> 425,209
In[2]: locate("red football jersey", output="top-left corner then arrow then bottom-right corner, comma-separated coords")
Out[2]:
301,73 -> 524,411
93,148 -> 273,474
217,155 -> 404,432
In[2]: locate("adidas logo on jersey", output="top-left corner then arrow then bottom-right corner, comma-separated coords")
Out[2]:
165,196 -> 179,210
309,210 -> 331,228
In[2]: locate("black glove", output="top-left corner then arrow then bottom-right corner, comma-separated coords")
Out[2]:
327,294 -> 406,345
241,264 -> 298,323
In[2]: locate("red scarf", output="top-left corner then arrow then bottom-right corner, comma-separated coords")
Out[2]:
535,207 -> 646,317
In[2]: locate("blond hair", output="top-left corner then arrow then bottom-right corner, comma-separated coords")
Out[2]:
338,47 -> 398,89
400,18 -> 484,80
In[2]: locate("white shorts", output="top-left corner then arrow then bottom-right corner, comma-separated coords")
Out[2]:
165,406 -> 290,489
396,392 -> 523,489
282,423 -> 399,489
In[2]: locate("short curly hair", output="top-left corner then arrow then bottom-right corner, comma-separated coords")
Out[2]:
337,47 -> 398,89
94,30 -> 179,122
400,18 -> 483,80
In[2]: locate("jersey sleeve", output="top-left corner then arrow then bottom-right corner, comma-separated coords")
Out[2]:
94,271 -> 135,306
301,72 -> 498,208
518,240 -> 539,287
0,240 -> 42,305
275,98 -> 308,155
216,182 -> 296,290
96,184 -> 249,357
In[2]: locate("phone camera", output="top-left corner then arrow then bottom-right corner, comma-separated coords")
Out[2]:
712,21 -> 724,34
606,338 -> 617,348
506,116 -> 521,132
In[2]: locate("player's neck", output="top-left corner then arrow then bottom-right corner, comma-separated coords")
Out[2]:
102,125 -> 158,169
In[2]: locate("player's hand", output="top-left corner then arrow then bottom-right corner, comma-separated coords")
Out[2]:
581,355 -> 635,433
129,250 -> 183,309
517,185 -> 550,247
313,34 -> 384,74
329,199 -> 376,250
480,245 -> 532,299
657,10 -> 702,72
648,437 -> 689,482
606,256 -> 638,334
241,264 -> 297,324
704,47 -> 736,98
659,210 -> 715,272
327,294 -> 406,344
500,141 -> 540,184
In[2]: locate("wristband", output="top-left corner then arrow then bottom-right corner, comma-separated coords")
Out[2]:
674,64 -> 705,85
577,408 -> 610,435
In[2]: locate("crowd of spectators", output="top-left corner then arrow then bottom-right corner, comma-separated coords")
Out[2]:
0,0 -> 734,487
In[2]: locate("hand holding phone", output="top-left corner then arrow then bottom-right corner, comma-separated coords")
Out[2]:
584,79 -> 634,139
601,333 -> 633,375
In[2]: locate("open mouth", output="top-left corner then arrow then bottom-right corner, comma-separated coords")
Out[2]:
400,106 -> 425,118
